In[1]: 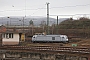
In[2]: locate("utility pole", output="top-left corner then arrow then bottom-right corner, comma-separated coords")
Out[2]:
7,21 -> 9,31
7,17 -> 11,26
23,17 -> 24,32
57,16 -> 58,34
46,2 -> 50,35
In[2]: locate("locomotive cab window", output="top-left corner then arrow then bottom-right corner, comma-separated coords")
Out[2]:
52,37 -> 55,40
62,37 -> 64,38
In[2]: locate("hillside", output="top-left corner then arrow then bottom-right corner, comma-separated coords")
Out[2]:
0,16 -> 67,26
55,17 -> 90,47
59,17 -> 90,29
58,18 -> 90,38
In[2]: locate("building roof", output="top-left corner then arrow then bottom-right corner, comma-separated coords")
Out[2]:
2,30 -> 18,34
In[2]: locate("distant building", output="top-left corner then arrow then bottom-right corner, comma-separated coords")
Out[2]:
0,25 -> 6,33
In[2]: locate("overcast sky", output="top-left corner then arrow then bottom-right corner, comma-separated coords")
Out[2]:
0,0 -> 90,18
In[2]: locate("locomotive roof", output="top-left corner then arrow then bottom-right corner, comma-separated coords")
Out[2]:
34,35 -> 67,37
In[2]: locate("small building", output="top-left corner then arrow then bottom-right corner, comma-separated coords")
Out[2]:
2,30 -> 25,45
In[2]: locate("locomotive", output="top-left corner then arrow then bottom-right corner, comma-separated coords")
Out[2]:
32,34 -> 68,43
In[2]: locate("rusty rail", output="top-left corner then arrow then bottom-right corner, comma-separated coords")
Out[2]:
0,46 -> 90,54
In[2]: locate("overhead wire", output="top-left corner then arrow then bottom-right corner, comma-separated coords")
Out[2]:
50,4 -> 90,9
0,4 -> 90,12
0,4 -> 90,17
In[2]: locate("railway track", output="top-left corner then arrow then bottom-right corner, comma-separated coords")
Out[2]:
0,45 -> 90,54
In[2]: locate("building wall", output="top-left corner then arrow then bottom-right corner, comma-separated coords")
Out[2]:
2,33 -> 19,45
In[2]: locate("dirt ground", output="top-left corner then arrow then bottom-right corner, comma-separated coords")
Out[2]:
64,38 -> 90,47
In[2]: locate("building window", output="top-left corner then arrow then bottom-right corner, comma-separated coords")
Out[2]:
6,33 -> 9,38
3,34 -> 5,38
9,33 -> 13,38
9,33 -> 11,38
11,33 -> 13,38
52,37 -> 55,40
3,33 -> 13,38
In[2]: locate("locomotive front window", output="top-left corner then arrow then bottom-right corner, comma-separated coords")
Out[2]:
33,37 -> 35,38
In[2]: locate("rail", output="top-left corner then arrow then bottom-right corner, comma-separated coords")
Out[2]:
0,46 -> 90,54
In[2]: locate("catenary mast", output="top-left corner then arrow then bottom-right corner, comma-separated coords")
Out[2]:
46,2 -> 50,35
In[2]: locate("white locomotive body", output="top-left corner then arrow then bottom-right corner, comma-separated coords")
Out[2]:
32,35 -> 68,43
